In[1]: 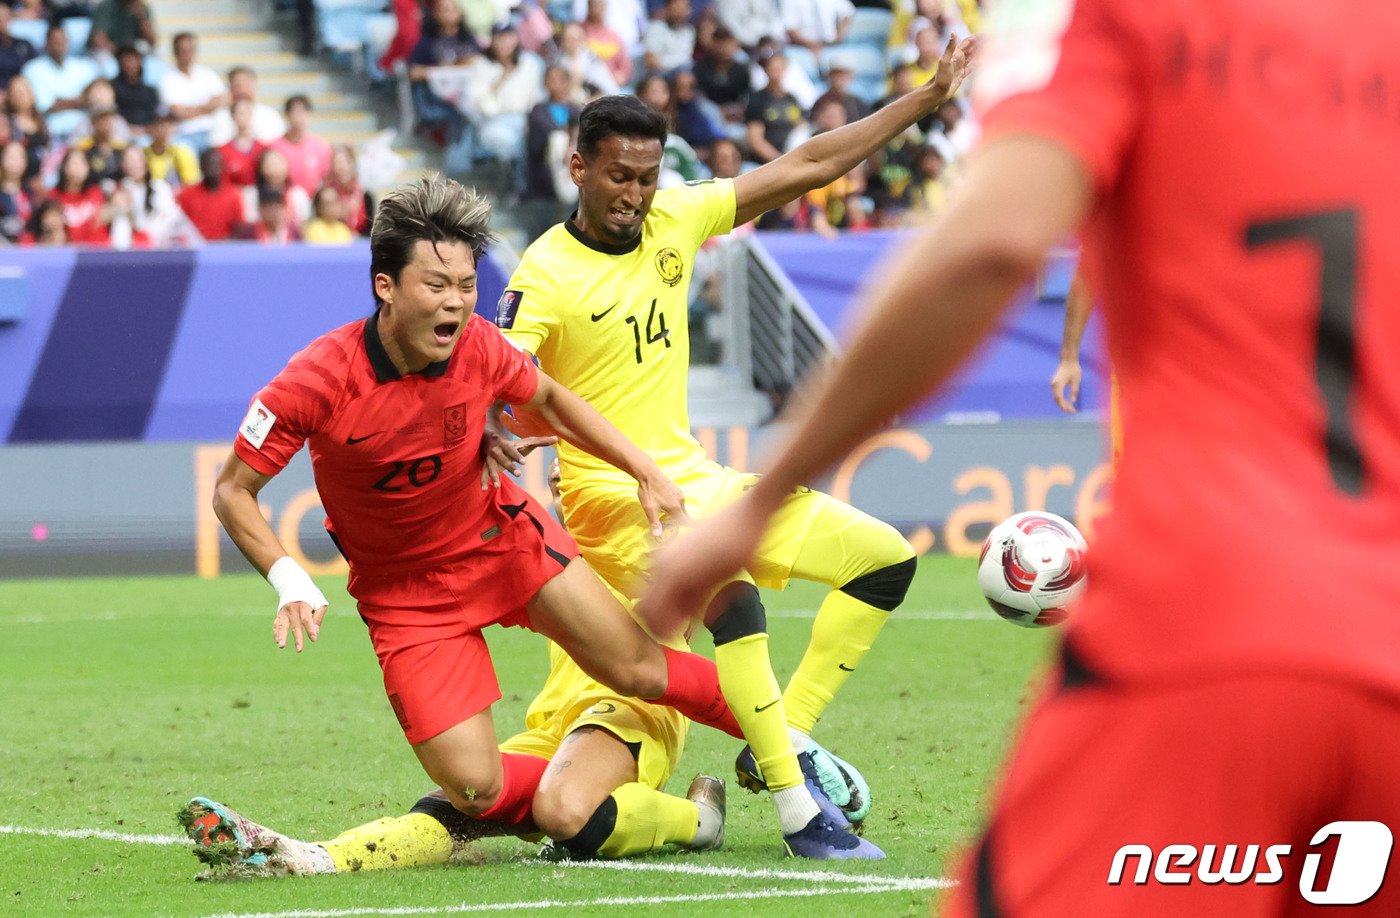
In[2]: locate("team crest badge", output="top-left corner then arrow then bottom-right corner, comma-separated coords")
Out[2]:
655,247 -> 684,287
495,289 -> 523,329
444,403 -> 467,445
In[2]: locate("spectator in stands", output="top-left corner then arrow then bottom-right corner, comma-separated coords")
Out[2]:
709,136 -> 744,179
21,24 -> 99,141
0,140 -> 31,241
905,20 -> 942,87
713,0 -> 783,50
88,0 -> 157,58
523,63 -> 577,203
407,0 -> 477,146
933,96 -> 975,160
580,0 -> 633,89
144,107 -> 200,187
801,97 -> 868,238
642,0 -> 695,74
0,5 -> 38,91
74,79 -> 132,141
22,197 -> 67,245
783,0 -> 854,55
877,60 -> 934,132
748,35 -> 818,109
6,76 -> 50,174
637,72 -> 705,185
551,20 -> 617,100
813,57 -> 869,124
377,0 -> 421,75
692,26 -> 748,120
301,185 -> 353,244
51,146 -> 111,243
294,0 -> 317,56
175,147 -> 243,241
114,142 -> 183,246
744,47 -> 804,164
271,95 -> 332,199
249,186 -> 298,244
244,146 -> 310,227
12,0 -> 46,23
209,66 -> 285,147
905,139 -> 946,217
159,32 -> 229,150
464,24 -> 541,188
325,143 -> 369,234
76,105 -> 126,183
670,68 -> 727,157
217,99 -> 268,188
112,46 -> 159,133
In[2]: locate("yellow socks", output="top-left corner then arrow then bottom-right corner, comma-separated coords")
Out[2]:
715,633 -> 802,792
597,782 -> 699,858
782,590 -> 890,734
320,813 -> 453,873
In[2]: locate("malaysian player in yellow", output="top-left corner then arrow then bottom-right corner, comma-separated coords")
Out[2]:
492,38 -> 972,859
184,470 -> 726,874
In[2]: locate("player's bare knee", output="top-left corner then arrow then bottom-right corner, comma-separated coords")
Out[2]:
436,769 -> 503,818
532,783 -> 594,840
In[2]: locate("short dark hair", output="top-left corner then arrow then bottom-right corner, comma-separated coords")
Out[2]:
285,94 -> 311,114
576,94 -> 668,159
369,175 -> 493,306
228,65 -> 254,81
172,31 -> 195,49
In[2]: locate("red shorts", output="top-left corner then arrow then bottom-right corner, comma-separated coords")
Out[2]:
944,646 -> 1400,918
349,497 -> 578,744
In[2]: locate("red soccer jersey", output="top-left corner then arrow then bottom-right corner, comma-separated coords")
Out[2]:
233,313 -> 540,575
976,1 -> 1400,689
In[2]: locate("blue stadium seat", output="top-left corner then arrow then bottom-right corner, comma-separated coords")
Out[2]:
785,44 -> 820,83
846,8 -> 893,48
820,43 -> 885,79
61,16 -> 91,51
315,0 -> 383,55
142,53 -> 167,87
8,18 -> 47,48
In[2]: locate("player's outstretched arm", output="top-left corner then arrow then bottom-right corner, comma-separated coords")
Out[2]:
212,451 -> 329,652
520,372 -> 691,537
731,35 -> 973,227
1051,268 -> 1093,413
639,135 -> 1093,624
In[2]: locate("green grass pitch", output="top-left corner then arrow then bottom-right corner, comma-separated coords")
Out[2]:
0,556 -> 1056,917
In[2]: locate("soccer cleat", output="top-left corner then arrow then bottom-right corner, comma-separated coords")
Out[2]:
179,797 -> 330,877
783,812 -> 886,860
683,773 -> 726,851
736,744 -> 870,826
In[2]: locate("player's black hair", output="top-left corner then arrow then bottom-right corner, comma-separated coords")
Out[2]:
576,94 -> 668,159
369,174 -> 493,306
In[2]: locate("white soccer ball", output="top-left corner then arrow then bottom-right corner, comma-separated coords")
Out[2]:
977,511 -> 1088,628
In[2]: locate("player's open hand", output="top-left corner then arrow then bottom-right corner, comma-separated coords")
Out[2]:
1051,359 -> 1082,413
638,496 -> 766,638
636,468 -> 692,539
481,426 -> 559,490
273,600 -> 328,653
927,35 -> 976,107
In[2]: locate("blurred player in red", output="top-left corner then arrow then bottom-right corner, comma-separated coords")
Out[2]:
643,0 -> 1400,913
211,176 -> 743,851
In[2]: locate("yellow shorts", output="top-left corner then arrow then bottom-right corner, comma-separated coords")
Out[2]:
561,460 -> 830,599
499,642 -> 687,791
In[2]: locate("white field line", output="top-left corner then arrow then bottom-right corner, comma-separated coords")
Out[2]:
0,824 -> 192,845
202,884 -> 939,918
5,607 -> 992,625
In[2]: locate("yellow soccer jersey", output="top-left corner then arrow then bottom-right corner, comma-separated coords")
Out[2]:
497,178 -> 737,486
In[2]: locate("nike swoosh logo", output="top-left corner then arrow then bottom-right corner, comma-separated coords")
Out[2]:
345,433 -> 379,445
838,663 -> 855,672
588,703 -> 617,715
754,700 -> 779,713
590,303 -> 619,322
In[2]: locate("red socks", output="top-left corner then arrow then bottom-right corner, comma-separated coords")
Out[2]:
477,753 -> 549,830
653,646 -> 744,739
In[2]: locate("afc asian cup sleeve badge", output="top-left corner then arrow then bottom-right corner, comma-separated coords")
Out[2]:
655,247 -> 684,287
495,289 -> 523,329
444,402 -> 467,446
240,398 -> 277,449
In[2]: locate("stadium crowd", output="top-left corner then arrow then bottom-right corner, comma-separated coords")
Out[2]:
397,0 -> 981,237
0,0 -> 978,247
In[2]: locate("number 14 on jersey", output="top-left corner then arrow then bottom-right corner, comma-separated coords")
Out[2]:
623,299 -> 671,364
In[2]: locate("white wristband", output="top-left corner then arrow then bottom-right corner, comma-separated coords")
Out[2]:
266,556 -> 329,613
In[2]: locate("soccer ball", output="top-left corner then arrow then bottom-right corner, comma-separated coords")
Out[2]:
977,511 -> 1088,628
